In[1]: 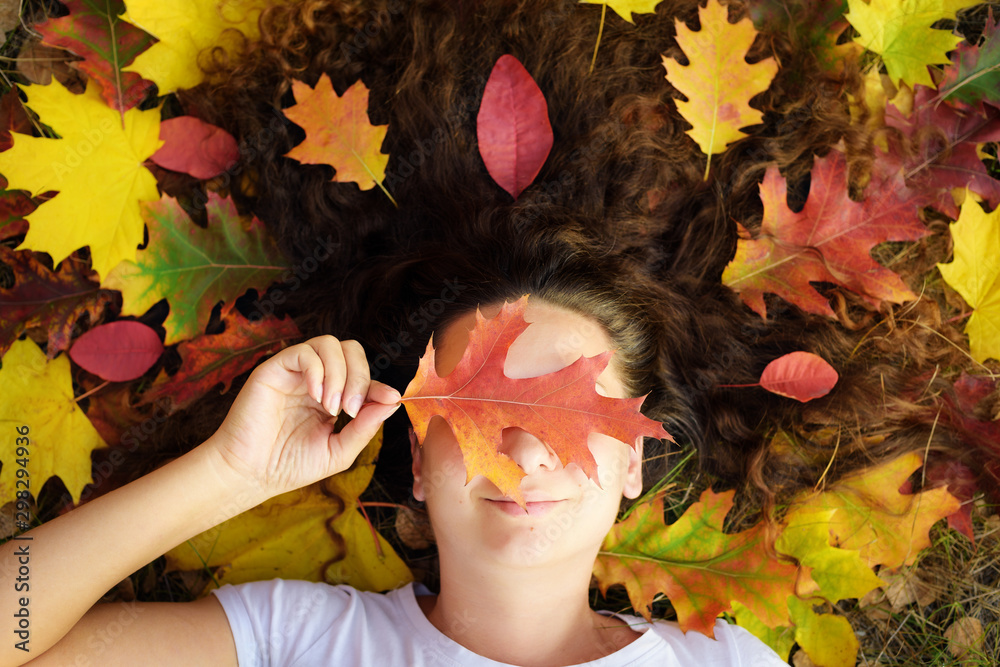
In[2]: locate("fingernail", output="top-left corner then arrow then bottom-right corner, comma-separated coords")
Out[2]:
329,391 -> 342,415
347,394 -> 363,418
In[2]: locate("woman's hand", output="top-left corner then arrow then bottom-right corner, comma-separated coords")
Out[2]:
204,335 -> 401,503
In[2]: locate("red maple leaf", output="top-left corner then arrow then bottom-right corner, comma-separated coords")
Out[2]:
400,296 -> 670,507
882,85 -> 1000,218
936,373 -> 1000,504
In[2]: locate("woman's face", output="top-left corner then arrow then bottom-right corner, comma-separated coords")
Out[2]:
410,299 -> 643,568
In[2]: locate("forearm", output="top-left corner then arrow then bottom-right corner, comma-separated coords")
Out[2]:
0,436 -> 262,664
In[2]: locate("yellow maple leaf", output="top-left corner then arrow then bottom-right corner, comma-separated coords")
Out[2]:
121,0 -> 278,94
282,75 -> 390,193
166,427 -> 412,592
661,0 -> 777,178
0,79 -> 161,280
0,339 -> 107,506
578,0 -> 662,24
791,451 -> 961,568
846,0 -> 981,89
938,196 -> 1000,363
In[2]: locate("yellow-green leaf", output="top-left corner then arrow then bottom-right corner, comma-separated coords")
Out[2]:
0,79 -> 161,280
103,192 -> 286,345
661,0 -> 777,176
937,195 -> 1000,363
845,0 -> 981,88
165,428 -> 412,593
790,452 -> 961,568
578,0 -> 662,24
121,0 -> 279,94
0,339 -> 107,506
776,507 -> 884,602
788,595 -> 859,667
732,602 -> 797,661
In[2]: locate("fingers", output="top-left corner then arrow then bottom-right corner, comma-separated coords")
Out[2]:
304,337 -> 400,418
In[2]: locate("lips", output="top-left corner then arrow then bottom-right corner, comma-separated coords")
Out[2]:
485,497 -> 565,516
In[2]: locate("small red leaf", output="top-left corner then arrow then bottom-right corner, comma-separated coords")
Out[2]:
70,321 -> 164,382
151,117 -> 240,180
759,351 -> 838,402
476,55 -> 553,200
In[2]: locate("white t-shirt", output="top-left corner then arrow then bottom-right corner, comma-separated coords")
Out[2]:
211,579 -> 787,666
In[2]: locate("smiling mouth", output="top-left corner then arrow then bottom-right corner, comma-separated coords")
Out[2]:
485,498 -> 565,516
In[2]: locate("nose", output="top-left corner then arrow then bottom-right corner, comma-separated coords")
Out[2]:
500,428 -> 561,474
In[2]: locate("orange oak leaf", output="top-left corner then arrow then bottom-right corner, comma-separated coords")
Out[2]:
400,296 -> 670,507
593,489 -> 798,636
722,150 -> 930,318
138,306 -> 302,416
282,74 -> 389,192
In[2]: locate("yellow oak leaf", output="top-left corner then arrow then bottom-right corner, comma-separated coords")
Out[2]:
166,428 -> 412,592
846,0 -> 981,88
0,79 -> 161,280
0,339 -> 107,506
776,507 -> 884,603
937,196 -> 1000,363
578,0 -> 662,24
787,595 -> 859,667
121,0 -> 278,94
661,0 -> 777,178
282,75 -> 389,192
790,451 -> 961,569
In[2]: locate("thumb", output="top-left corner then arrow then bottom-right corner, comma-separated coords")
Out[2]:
333,402 -> 401,465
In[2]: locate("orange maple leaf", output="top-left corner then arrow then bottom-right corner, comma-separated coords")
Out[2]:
594,489 -> 798,636
400,296 -> 670,507
282,74 -> 390,193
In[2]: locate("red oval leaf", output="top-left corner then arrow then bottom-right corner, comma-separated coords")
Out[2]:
151,116 -> 239,180
476,55 -> 553,200
758,351 -> 838,402
70,321 -> 164,382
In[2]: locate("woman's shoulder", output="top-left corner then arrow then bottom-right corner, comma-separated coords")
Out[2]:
611,613 -> 788,666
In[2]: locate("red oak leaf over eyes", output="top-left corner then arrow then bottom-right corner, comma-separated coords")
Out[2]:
400,296 -> 671,507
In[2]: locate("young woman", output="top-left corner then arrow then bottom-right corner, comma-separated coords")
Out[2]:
1,295 -> 788,666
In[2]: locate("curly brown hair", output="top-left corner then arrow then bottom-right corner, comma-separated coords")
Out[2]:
158,0 -> 992,517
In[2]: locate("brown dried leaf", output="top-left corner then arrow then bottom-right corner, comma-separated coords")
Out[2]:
16,39 -> 86,91
395,506 -> 434,549
945,617 -> 985,660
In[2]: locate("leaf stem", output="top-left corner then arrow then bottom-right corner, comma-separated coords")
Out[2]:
75,380 -> 110,402
589,4 -> 606,75
356,500 -> 385,559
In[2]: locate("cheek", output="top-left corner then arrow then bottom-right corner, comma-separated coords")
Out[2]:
589,434 -> 633,490
418,418 -> 468,502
